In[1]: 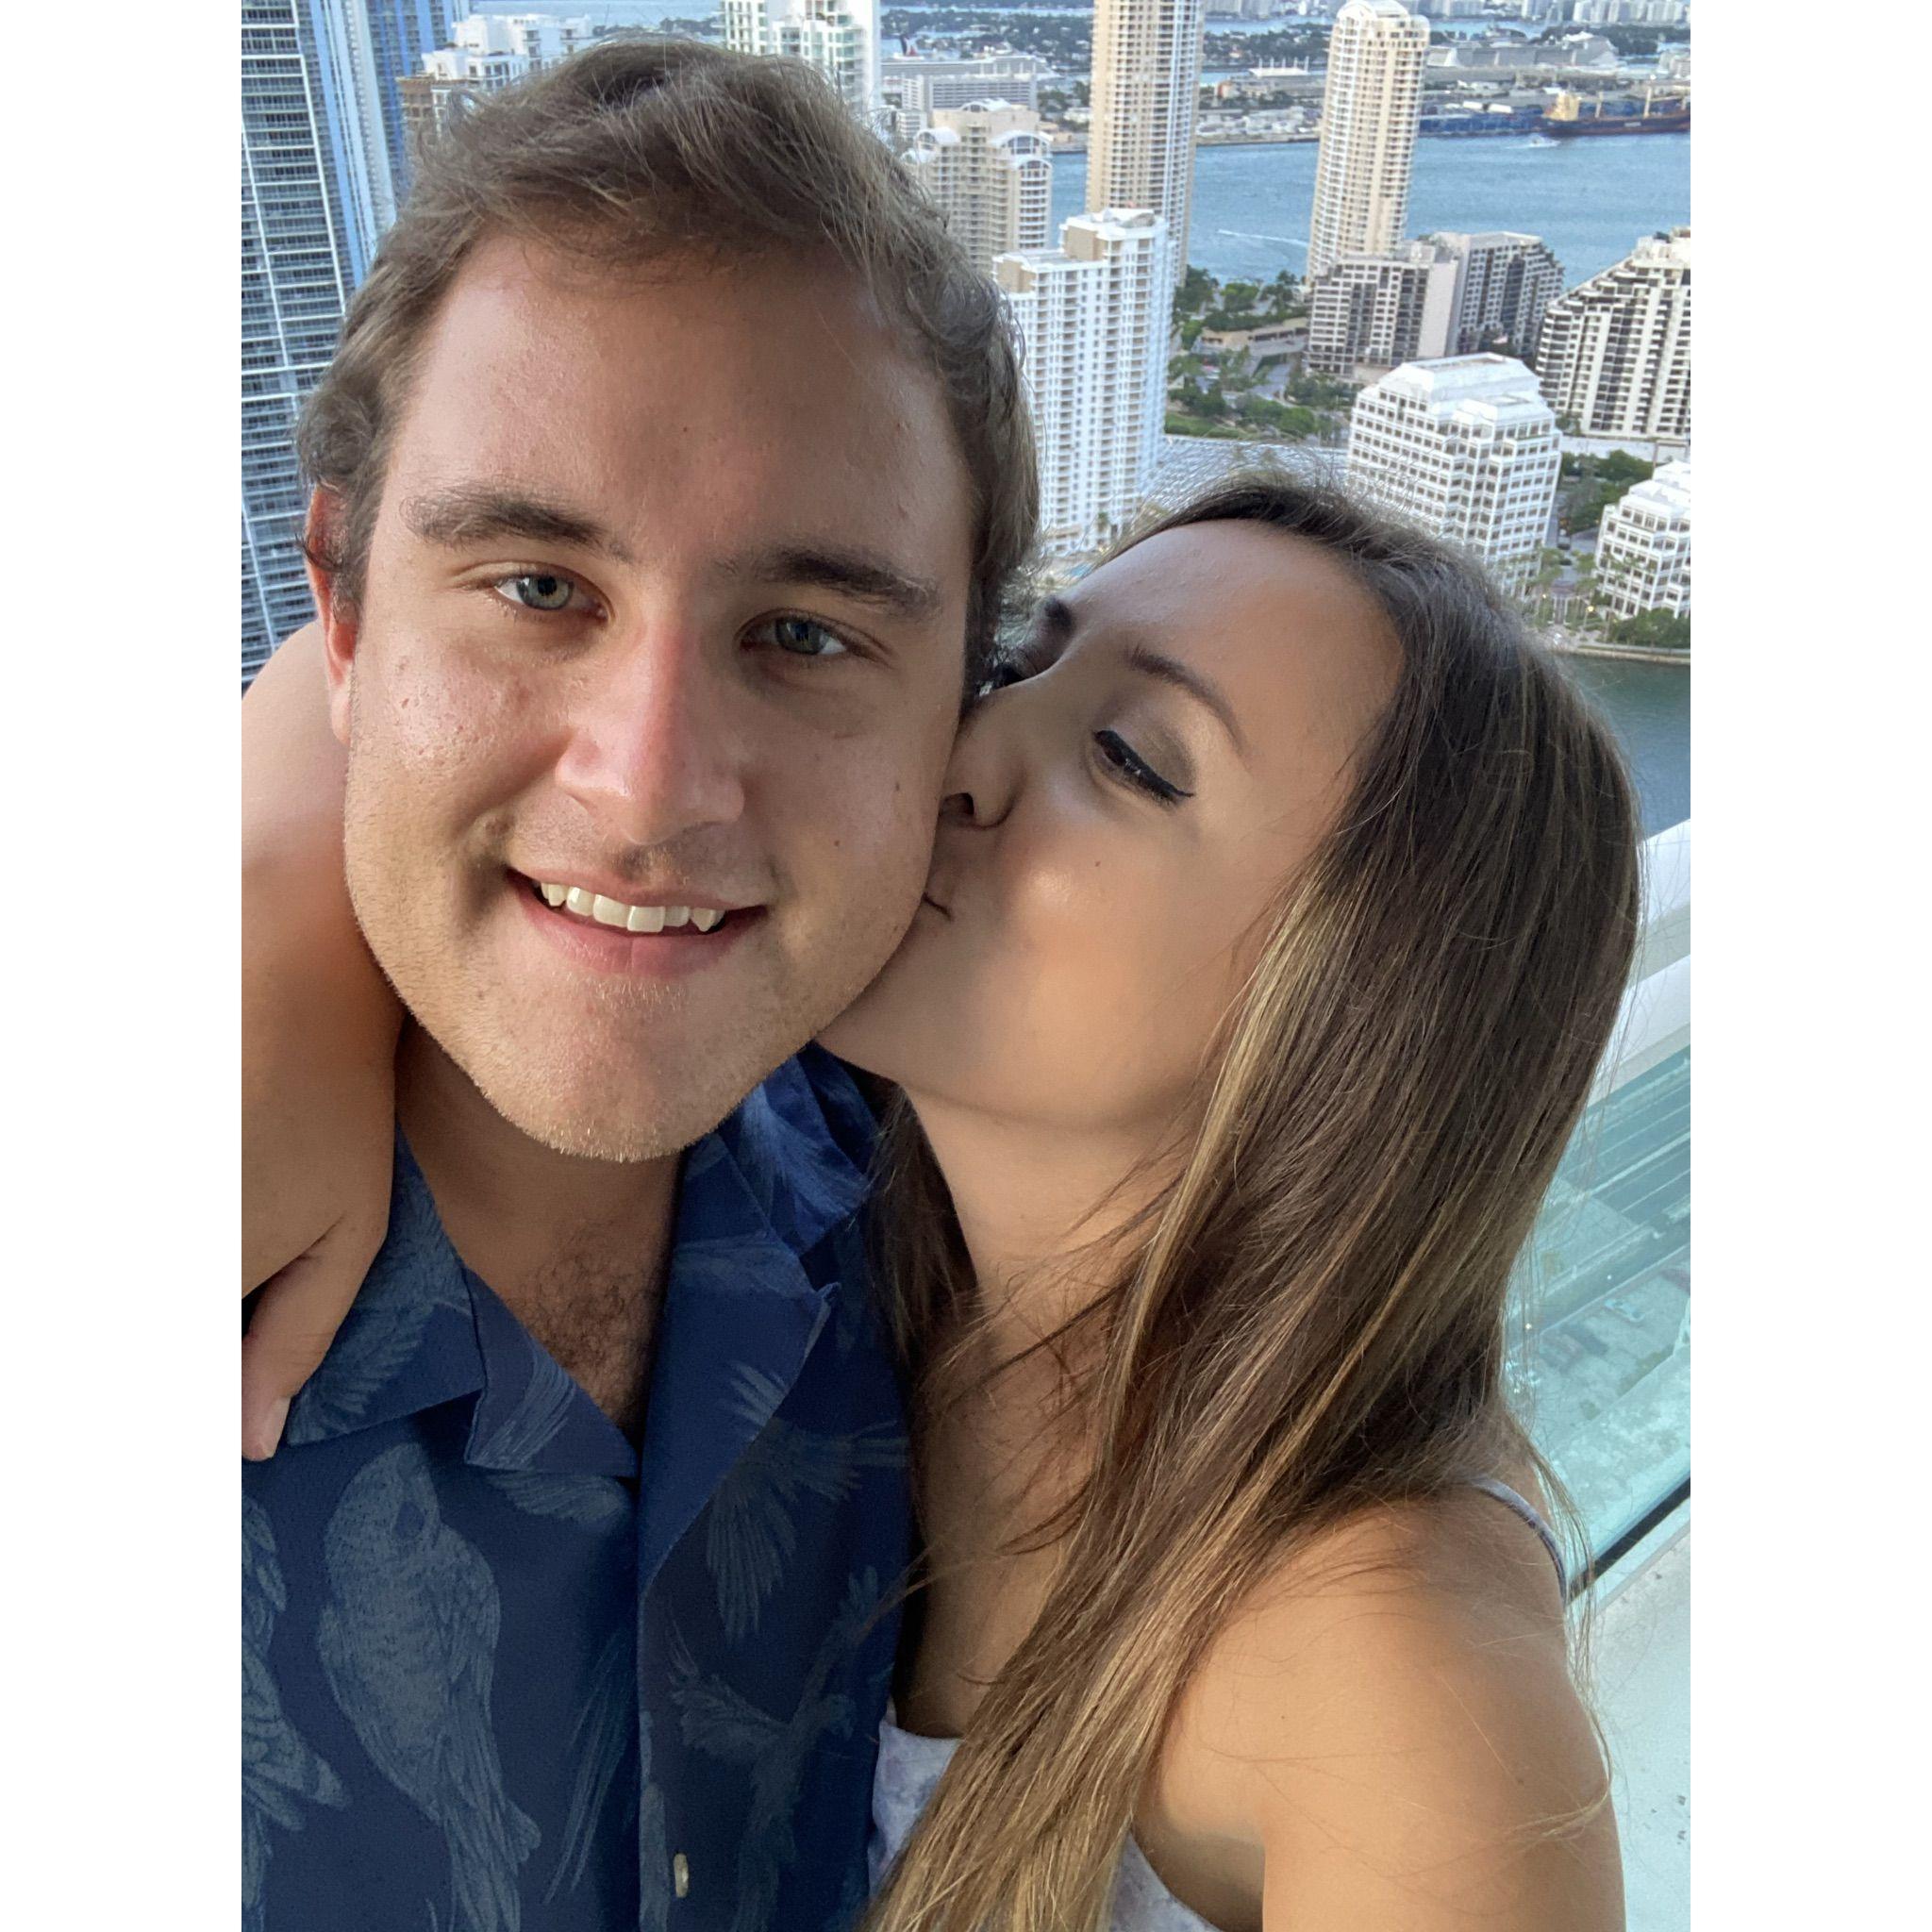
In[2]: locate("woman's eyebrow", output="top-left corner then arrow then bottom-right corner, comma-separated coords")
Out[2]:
1123,644 -> 1250,761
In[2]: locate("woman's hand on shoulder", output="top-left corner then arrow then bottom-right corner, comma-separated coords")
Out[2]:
1156,1500 -> 1624,1932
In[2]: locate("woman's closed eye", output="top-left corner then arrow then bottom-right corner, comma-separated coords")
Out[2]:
1094,729 -> 1192,806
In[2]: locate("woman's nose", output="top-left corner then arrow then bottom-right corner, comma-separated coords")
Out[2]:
937,703 -> 1020,830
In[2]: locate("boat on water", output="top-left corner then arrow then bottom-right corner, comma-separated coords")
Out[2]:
1541,87 -> 1690,138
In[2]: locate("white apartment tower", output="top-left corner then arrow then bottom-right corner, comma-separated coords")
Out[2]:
1536,227 -> 1691,440
997,209 -> 1174,553
1087,0 -> 1208,287
902,103 -> 1054,276
723,0 -> 879,116
1346,355 -> 1562,592
1595,461 -> 1691,624
1307,0 -> 1430,280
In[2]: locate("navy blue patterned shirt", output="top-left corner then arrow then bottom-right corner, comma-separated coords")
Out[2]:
242,1048 -> 910,1932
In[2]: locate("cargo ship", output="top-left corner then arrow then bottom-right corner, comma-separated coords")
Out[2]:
1541,88 -> 1690,137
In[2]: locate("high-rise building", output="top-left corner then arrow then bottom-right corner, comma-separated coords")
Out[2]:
1307,0 -> 1429,281
1345,355 -> 1561,592
997,209 -> 1173,553
1595,461 -> 1691,624
1430,230 -> 1564,360
1307,239 -> 1459,375
1536,227 -> 1690,440
1087,0 -> 1208,287
723,0 -> 879,117
901,103 -> 1054,276
362,3 -> 454,199
242,0 -> 392,686
453,13 -> 594,66
1307,229 -> 1560,375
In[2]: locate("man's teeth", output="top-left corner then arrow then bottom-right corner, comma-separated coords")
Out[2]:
538,883 -> 724,933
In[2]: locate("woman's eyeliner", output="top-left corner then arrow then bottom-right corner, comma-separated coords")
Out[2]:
1095,730 -> 1191,805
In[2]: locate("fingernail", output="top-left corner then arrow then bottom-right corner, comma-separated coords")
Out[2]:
243,1395 -> 291,1462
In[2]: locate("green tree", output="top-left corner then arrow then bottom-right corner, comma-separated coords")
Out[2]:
1175,264 -> 1218,318
1609,608 -> 1690,651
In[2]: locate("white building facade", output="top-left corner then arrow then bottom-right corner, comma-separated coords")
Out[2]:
997,210 -> 1174,553
1595,461 -> 1691,624
723,0 -> 879,116
451,13 -> 593,66
1307,0 -> 1429,280
1346,355 -> 1562,592
1087,0 -> 1208,286
902,103 -> 1054,275
882,52 -> 1048,116
1536,227 -> 1691,440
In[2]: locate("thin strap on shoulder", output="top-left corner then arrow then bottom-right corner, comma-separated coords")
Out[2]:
1459,1474 -> 1569,1600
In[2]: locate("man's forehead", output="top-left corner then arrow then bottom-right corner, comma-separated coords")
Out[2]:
389,239 -> 974,575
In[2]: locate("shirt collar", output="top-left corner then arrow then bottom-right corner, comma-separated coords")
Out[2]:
280,1051 -> 875,1479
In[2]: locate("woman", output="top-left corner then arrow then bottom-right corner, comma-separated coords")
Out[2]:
245,477 -> 1636,1930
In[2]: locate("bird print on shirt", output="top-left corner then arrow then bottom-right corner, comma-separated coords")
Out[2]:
242,1498 -> 347,1932
317,1442 -> 541,1932
705,1364 -> 907,1643
671,1566 -> 891,1932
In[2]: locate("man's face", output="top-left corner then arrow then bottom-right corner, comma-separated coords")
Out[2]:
321,237 -> 974,1159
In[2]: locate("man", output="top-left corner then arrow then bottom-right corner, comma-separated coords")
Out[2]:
242,40 -> 1036,1931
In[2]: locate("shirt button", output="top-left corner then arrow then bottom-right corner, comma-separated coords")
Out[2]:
673,1852 -> 691,1899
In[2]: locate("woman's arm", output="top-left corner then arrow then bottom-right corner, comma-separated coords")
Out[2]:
242,622 -> 401,1458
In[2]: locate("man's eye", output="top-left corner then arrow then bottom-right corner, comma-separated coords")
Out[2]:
752,616 -> 850,659
492,573 -> 578,613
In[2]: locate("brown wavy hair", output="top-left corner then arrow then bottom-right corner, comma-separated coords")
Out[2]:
295,36 -> 1038,685
864,476 -> 1643,1931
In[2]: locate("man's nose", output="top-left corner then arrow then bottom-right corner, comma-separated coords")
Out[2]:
552,621 -> 746,848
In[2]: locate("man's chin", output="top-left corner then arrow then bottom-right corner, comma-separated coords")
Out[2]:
464,1061 -> 733,1165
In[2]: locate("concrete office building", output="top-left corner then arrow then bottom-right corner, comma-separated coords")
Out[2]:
881,52 -> 1049,116
1595,461 -> 1691,624
1346,354 -> 1562,592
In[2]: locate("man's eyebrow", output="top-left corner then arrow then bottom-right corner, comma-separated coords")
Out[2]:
719,545 -> 945,624
1123,642 -> 1250,760
400,487 -> 638,564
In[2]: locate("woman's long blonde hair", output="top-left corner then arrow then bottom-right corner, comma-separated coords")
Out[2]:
861,478 -> 1644,1932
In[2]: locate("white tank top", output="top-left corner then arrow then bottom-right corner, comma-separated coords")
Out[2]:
866,1476 -> 1565,1931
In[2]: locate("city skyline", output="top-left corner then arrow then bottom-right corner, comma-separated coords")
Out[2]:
240,2 -> 1690,686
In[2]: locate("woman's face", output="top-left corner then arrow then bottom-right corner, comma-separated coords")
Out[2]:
822,521 -> 1401,1137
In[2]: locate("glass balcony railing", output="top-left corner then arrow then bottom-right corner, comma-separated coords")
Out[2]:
1507,820 -> 1690,1578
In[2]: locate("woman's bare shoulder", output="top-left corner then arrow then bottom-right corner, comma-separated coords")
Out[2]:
1142,1493 -> 1623,1932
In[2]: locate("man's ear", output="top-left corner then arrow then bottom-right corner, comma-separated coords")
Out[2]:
304,487 -> 359,748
